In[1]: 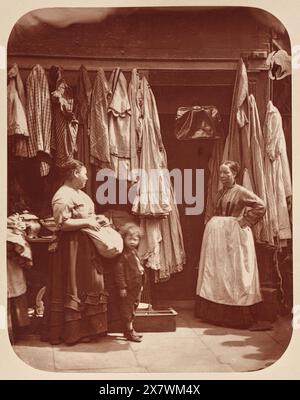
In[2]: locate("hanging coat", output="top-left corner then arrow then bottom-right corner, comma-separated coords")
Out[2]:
7,64 -> 29,157
50,66 -> 79,167
90,68 -> 111,168
222,59 -> 253,185
26,64 -> 52,176
108,68 -> 132,179
263,101 -> 291,243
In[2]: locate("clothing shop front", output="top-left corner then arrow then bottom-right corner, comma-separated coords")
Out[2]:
7,7 -> 292,341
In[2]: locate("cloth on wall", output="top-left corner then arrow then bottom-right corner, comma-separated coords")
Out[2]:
108,68 -> 132,179
246,94 -> 273,245
131,75 -> 185,281
204,139 -> 225,224
50,66 -> 79,167
222,59 -> 253,185
75,65 -> 93,197
7,64 -> 29,157
131,76 -> 171,217
138,219 -> 162,271
263,101 -> 292,244
26,64 -> 52,176
90,68 -> 111,168
128,68 -> 142,175
157,175 -> 186,282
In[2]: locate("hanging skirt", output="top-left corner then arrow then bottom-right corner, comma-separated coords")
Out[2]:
195,216 -> 262,328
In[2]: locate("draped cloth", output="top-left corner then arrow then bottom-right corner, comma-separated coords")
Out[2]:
75,65 -> 93,197
131,76 -> 171,217
50,66 -> 79,167
7,64 -> 29,157
128,68 -> 142,175
108,68 -> 132,178
90,68 -> 111,168
263,101 -> 292,243
222,59 -> 250,183
132,75 -> 185,281
26,64 -> 52,176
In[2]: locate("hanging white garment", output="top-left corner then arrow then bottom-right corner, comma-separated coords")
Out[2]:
263,101 -> 291,242
108,68 -> 131,179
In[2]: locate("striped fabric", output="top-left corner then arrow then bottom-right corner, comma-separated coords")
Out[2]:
26,64 -> 52,176
90,68 -> 111,167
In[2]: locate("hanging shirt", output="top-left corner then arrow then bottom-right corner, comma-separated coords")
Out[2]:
26,64 -> 52,176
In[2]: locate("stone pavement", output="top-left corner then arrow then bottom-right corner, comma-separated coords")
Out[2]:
12,302 -> 292,373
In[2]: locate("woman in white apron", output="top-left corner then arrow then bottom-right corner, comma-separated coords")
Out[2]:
195,161 -> 266,328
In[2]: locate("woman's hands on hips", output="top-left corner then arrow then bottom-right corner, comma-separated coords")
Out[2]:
237,217 -> 248,229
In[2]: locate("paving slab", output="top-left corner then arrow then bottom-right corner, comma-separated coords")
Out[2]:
53,336 -> 140,371
129,336 -> 233,372
13,344 -> 55,372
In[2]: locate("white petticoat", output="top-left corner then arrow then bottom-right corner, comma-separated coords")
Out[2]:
196,216 -> 262,306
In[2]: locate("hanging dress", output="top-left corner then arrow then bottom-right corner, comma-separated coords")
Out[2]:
26,64 -> 52,176
108,68 -> 132,179
90,68 -> 111,169
131,76 -> 171,217
134,76 -> 185,281
50,66 -> 79,167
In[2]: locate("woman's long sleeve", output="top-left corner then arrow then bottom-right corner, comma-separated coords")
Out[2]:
240,188 -> 266,227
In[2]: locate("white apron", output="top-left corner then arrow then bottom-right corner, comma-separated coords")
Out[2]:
196,216 -> 262,306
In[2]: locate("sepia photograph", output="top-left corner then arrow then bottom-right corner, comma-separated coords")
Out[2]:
6,5 -> 293,374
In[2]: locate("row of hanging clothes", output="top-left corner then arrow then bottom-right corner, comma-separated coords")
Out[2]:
7,63 -> 186,283
205,58 -> 292,249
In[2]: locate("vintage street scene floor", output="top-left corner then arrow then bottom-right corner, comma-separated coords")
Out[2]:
11,302 -> 292,374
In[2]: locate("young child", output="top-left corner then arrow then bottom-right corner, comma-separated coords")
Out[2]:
114,223 -> 144,342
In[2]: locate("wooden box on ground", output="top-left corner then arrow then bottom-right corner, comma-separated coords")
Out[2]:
108,308 -> 178,333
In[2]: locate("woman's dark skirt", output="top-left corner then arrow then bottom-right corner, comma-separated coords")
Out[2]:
195,296 -> 259,329
41,231 -> 108,345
